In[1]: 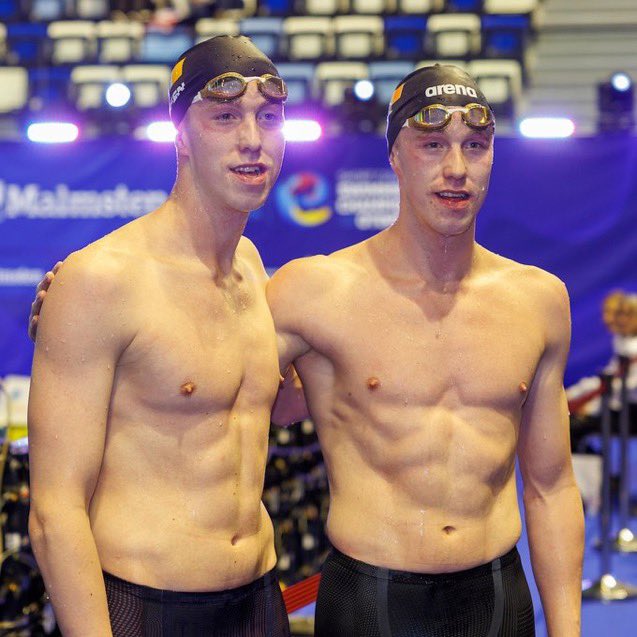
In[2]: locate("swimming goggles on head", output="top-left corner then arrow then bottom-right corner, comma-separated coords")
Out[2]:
191,72 -> 288,105
403,103 -> 493,131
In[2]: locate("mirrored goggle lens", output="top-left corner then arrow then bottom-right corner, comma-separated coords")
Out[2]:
260,75 -> 287,101
412,106 -> 450,128
207,75 -> 246,100
463,104 -> 492,128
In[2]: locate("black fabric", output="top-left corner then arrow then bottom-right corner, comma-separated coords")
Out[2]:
103,569 -> 291,637
385,64 -> 492,154
168,35 -> 280,128
315,546 -> 535,637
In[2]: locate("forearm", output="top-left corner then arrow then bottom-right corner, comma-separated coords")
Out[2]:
271,366 -> 308,426
29,507 -> 113,637
524,482 -> 584,637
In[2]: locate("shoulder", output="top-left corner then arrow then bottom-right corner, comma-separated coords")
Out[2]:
269,249 -> 362,298
238,236 -> 268,283
485,251 -> 569,311
40,232 -> 144,341
485,254 -> 570,350
54,234 -> 139,301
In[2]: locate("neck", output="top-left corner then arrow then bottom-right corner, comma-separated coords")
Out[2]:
160,177 -> 249,276
384,205 -> 479,286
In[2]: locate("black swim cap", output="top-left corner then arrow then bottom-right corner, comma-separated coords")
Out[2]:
386,64 -> 492,155
169,35 -> 280,128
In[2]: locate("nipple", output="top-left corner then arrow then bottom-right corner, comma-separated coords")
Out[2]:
366,376 -> 381,390
518,381 -> 528,394
180,381 -> 197,397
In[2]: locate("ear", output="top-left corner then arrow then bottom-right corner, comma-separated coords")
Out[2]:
388,144 -> 399,175
175,127 -> 189,158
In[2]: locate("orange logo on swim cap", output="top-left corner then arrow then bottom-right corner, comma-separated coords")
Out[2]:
390,83 -> 404,106
171,58 -> 185,86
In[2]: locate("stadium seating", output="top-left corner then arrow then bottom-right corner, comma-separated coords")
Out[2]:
384,15 -> 427,59
0,65 -> 29,113
122,64 -> 171,109
139,26 -> 193,64
195,18 -> 240,42
276,61 -> 315,104
283,17 -> 333,60
0,0 -> 539,129
30,0 -> 65,21
70,64 -> 120,110
426,13 -> 482,58
48,20 -> 97,65
333,15 -> 384,59
315,60 -> 368,106
240,16 -> 283,59
97,20 -> 144,64
368,60 -> 414,104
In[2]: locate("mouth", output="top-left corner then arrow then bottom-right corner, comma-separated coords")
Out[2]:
230,163 -> 268,185
435,190 -> 471,208
436,190 -> 470,201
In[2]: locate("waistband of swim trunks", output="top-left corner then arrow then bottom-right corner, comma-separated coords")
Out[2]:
328,546 -> 519,584
102,568 -> 279,604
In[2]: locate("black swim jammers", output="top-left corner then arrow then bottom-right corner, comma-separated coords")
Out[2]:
104,569 -> 290,637
315,546 -> 535,637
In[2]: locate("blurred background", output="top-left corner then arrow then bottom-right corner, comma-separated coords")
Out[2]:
0,0 -> 636,634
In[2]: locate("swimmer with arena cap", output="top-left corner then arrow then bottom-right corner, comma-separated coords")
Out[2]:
267,64 -> 584,636
27,35 -> 302,636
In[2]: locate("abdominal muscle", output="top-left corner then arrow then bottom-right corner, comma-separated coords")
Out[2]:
88,408 -> 276,592
322,403 -> 523,573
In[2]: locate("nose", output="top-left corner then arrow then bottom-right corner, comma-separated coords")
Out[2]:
442,144 -> 467,181
237,116 -> 262,155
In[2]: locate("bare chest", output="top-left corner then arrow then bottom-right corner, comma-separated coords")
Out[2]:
307,283 -> 544,413
116,276 -> 280,414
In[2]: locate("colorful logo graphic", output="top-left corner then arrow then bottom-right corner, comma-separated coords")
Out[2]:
276,172 -> 332,227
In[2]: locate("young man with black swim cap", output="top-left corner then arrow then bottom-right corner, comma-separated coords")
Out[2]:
28,36 -> 296,636
268,64 -> 584,636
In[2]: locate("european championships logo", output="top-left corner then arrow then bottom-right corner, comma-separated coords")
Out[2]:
276,172 -> 332,227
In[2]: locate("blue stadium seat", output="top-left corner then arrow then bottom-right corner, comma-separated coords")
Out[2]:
384,16 -> 427,60
240,17 -> 283,59
6,23 -> 48,65
140,27 -> 194,64
368,61 -> 414,106
29,66 -> 72,109
276,62 -> 315,105
0,0 -> 24,22
30,0 -> 65,22
259,0 -> 294,16
481,14 -> 530,60
446,0 -> 484,11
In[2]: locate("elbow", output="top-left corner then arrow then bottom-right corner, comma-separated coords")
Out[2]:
28,507 -> 48,554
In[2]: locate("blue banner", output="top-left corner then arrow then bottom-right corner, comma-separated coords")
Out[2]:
1,135 -> 636,385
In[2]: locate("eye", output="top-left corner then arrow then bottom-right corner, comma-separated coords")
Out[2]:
421,140 -> 444,149
258,109 -> 284,128
214,111 -> 238,122
465,139 -> 489,151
